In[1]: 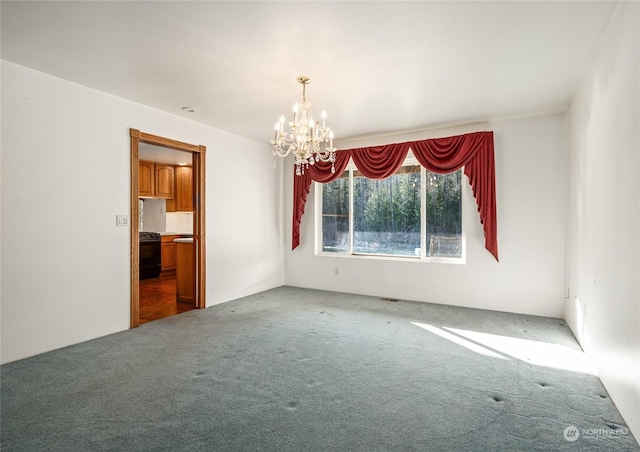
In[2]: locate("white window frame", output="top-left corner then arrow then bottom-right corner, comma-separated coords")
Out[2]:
315,153 -> 467,264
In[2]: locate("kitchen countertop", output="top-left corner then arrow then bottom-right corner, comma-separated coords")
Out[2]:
160,232 -> 193,237
173,237 -> 194,243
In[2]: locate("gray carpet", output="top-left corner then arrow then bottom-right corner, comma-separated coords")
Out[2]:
2,286 -> 638,451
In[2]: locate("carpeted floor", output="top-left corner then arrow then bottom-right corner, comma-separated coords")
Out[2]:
2,286 -> 638,451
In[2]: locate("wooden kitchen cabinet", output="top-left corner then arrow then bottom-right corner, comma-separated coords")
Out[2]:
138,161 -> 174,199
155,164 -> 174,198
138,161 -> 155,197
166,166 -> 193,212
175,239 -> 194,305
161,235 -> 177,272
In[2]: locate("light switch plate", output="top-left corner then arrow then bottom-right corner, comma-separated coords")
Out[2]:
116,215 -> 129,227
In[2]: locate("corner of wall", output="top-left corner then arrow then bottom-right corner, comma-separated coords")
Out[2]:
563,0 -> 640,440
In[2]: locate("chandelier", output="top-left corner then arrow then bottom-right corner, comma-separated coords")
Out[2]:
271,76 -> 336,175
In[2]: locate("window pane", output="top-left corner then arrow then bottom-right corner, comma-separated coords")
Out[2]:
322,172 -> 349,252
353,165 -> 421,256
425,171 -> 462,257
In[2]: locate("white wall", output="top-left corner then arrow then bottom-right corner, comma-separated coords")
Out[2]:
141,198 -> 167,232
0,60 -> 285,364
565,0 -> 639,440
285,114 -> 566,318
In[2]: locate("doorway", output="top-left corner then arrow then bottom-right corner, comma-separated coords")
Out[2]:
130,129 -> 206,328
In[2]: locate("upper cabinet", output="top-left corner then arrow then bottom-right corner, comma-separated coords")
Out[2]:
139,161 -> 174,199
155,164 -> 174,198
138,161 -> 155,197
167,166 -> 193,212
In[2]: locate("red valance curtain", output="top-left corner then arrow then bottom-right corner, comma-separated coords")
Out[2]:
292,131 -> 498,261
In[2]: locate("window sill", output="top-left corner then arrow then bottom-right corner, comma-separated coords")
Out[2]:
316,251 -> 466,265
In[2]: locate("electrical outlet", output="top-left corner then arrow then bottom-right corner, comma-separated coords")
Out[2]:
116,215 -> 129,227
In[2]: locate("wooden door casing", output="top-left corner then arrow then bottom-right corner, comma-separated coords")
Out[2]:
130,128 -> 206,328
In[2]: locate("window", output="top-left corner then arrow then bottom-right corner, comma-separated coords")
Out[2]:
425,171 -> 462,258
321,171 -> 350,253
319,158 -> 463,261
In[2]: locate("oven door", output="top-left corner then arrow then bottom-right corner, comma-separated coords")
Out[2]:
140,240 -> 161,279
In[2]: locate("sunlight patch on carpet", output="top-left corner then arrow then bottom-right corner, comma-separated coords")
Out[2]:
443,327 -> 596,375
412,322 -> 510,360
413,321 -> 596,375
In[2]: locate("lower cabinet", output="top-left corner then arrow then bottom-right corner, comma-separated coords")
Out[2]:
175,239 -> 195,305
161,235 -> 177,272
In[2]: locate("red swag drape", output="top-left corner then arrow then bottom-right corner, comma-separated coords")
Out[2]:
292,131 -> 498,261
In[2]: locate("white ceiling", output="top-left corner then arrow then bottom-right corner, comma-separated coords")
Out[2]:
1,1 -> 618,145
139,142 -> 193,166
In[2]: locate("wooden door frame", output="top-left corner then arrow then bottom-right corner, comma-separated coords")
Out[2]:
130,128 -> 206,328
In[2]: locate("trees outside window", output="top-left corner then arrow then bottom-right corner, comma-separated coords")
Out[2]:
321,171 -> 349,253
425,171 -> 462,257
320,161 -> 462,260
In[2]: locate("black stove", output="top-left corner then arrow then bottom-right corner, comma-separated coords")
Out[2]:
140,231 -> 161,242
139,232 -> 161,279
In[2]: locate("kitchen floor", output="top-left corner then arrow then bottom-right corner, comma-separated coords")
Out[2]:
139,272 -> 195,324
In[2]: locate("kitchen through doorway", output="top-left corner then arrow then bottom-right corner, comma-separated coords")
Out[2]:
138,146 -> 193,324
130,129 -> 206,328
